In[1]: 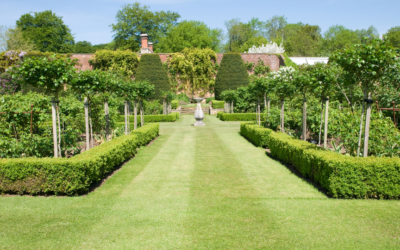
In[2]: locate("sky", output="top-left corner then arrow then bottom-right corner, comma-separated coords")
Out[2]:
1,0 -> 399,45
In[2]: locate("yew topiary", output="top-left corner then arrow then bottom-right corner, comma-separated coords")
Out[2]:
135,54 -> 170,101
214,53 -> 248,100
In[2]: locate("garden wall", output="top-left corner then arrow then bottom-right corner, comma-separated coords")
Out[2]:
72,53 -> 282,71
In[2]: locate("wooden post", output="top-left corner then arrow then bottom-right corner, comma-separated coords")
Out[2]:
134,100 -> 137,130
231,100 -> 234,113
363,93 -> 372,157
105,100 -> 109,141
30,104 -> 33,135
323,97 -> 329,148
140,101 -> 144,127
84,97 -> 90,150
51,97 -> 58,158
281,99 -> 285,133
163,99 -> 166,115
303,98 -> 307,141
257,99 -> 261,126
124,101 -> 128,135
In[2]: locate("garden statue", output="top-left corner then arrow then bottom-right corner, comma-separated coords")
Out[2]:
193,98 -> 205,126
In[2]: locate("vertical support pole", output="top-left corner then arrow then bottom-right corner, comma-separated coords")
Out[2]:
140,101 -> 144,127
393,101 -> 396,126
134,100 -> 137,130
281,99 -> 285,133
231,100 -> 234,113
124,101 -> 128,135
303,98 -> 307,141
163,99 -> 166,115
257,99 -> 261,126
51,97 -> 58,158
363,93 -> 372,157
105,100 -> 109,141
30,104 -> 33,135
264,93 -> 267,108
84,97 -> 90,150
323,97 -> 329,148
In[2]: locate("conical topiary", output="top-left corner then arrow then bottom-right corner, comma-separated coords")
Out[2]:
135,54 -> 170,100
214,53 -> 249,100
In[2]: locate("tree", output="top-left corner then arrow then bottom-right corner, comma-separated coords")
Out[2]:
214,53 -> 249,100
74,41 -> 96,53
0,26 -> 36,52
330,38 -> 399,157
132,80 -> 155,127
157,20 -> 222,53
224,19 -> 258,52
135,54 -> 170,101
322,25 -> 359,55
265,15 -> 287,41
16,10 -> 74,53
111,2 -> 180,51
117,78 -> 138,133
220,89 -> 237,114
15,55 -> 77,157
385,26 -> 400,49
355,26 -> 379,44
240,36 -> 269,53
248,78 -> 266,125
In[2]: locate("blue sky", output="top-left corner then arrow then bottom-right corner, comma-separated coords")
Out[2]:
1,0 -> 399,45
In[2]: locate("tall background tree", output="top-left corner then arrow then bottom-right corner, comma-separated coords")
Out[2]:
111,2 -> 180,51
16,10 -> 74,53
385,26 -> 400,49
0,26 -> 36,52
74,41 -> 96,53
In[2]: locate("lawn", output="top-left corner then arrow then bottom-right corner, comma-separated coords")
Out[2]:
1,116 -> 399,249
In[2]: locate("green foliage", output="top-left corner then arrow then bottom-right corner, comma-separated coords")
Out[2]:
240,36 -> 269,53
220,89 -> 237,103
253,58 -> 270,76
212,100 -> 224,109
0,123 -> 159,195
214,53 -> 249,100
89,50 -> 140,77
268,131 -> 400,199
280,53 -> 298,69
244,61 -> 255,71
74,41 -> 96,53
385,26 -> 400,49
167,48 -> 216,95
240,122 -> 273,147
111,3 -> 180,51
216,111 -> 224,118
269,66 -> 296,100
219,113 -> 265,121
157,20 -> 222,52
135,54 -> 169,100
205,97 -> 215,103
0,26 -> 36,52
118,113 -> 179,122
16,10 -> 74,53
143,100 -> 162,115
171,100 -> 179,109
322,25 -> 360,55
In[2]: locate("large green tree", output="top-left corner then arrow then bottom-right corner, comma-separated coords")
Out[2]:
111,2 -> 180,51
385,26 -> 400,49
16,10 -> 74,53
355,26 -> 379,44
74,41 -> 95,53
224,19 -> 258,52
0,26 -> 36,52
322,25 -> 359,55
157,20 -> 222,52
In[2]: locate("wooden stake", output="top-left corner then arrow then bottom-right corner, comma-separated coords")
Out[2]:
323,97 -> 329,148
84,97 -> 90,150
51,97 -> 58,158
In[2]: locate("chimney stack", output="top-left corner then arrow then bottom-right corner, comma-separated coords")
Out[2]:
148,42 -> 153,52
140,33 -> 148,48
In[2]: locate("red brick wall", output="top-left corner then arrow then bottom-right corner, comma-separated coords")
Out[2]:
71,53 -> 281,71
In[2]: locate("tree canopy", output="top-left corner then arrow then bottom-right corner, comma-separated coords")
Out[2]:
74,41 -> 96,53
16,10 -> 74,53
385,26 -> 400,49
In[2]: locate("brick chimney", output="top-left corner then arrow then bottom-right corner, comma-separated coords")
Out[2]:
140,33 -> 153,53
148,42 -> 153,52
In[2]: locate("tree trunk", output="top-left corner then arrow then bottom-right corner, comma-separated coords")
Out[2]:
324,97 -> 329,148
257,99 -> 261,126
51,97 -> 58,158
163,99 -> 166,115
124,101 -> 128,135
280,99 -> 284,132
231,100 -> 234,113
318,101 -> 324,146
302,97 -> 307,141
140,101 -> 144,127
89,107 -> 93,149
84,97 -> 90,150
105,100 -> 110,141
356,90 -> 367,157
264,93 -> 267,108
363,91 -> 372,157
134,100 -> 137,130
57,102 -> 62,157
168,101 -> 171,114
267,97 -> 270,128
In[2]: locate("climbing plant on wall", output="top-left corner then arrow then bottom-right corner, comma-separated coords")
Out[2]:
89,49 -> 140,77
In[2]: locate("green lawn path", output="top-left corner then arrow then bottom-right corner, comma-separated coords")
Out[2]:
1,115 -> 399,249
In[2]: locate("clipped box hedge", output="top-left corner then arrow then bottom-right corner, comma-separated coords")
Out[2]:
118,112 -> 179,123
240,122 -> 273,148
219,113 -> 266,121
217,111 -> 224,118
212,100 -> 225,109
171,100 -> 179,109
0,123 -> 159,196
240,123 -> 400,199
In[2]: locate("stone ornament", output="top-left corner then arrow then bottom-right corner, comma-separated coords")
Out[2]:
193,98 -> 205,126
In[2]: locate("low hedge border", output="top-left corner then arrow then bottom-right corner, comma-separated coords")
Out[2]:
219,113 -> 266,121
217,111 -> 224,119
240,122 -> 273,148
0,123 -> 159,196
212,100 -> 224,109
118,112 -> 179,123
240,122 -> 400,199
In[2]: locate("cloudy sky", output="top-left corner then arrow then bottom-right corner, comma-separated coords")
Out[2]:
1,0 -> 398,45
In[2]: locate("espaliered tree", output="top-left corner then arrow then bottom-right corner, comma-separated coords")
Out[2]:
117,78 -> 138,134
220,89 -> 237,114
269,67 -> 296,132
330,38 -> 399,157
135,54 -> 169,101
15,55 -> 77,158
161,90 -> 176,114
248,78 -> 267,125
214,53 -> 249,100
132,80 -> 155,127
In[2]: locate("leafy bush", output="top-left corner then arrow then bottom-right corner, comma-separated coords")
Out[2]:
216,111 -> 224,118
240,122 -> 273,148
0,123 -> 159,195
206,97 -> 215,103
88,50 -> 139,77
171,100 -> 179,109
135,54 -> 170,101
219,113 -> 266,121
268,131 -> 400,199
212,100 -> 224,109
177,93 -> 190,103
118,113 -> 179,123
214,53 -> 249,100
143,100 -> 163,115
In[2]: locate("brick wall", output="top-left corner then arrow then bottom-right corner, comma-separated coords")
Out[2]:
71,53 -> 282,71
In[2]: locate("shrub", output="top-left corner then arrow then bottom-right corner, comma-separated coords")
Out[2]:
206,97 -> 215,103
212,100 -> 224,109
219,113 -> 266,121
143,100 -> 163,115
88,50 -> 139,77
268,131 -> 400,199
171,100 -> 179,109
214,53 -> 249,100
135,54 -> 170,101
117,113 -> 179,123
216,111 -> 224,119
240,122 -> 273,148
0,123 -> 159,195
